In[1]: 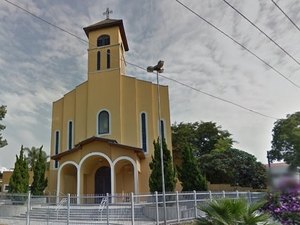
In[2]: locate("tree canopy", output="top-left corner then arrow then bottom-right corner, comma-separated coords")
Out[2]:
24,146 -> 48,171
172,121 -> 233,165
0,105 -> 7,148
269,112 -> 300,168
199,149 -> 267,189
149,138 -> 176,193
172,121 -> 266,189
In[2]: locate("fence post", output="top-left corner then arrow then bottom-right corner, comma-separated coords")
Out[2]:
77,194 -> 80,205
236,190 -> 239,199
248,191 -> 252,204
176,191 -> 180,222
209,191 -> 212,201
222,190 -> 226,198
106,193 -> 109,225
47,204 -> 49,225
26,191 -> 31,225
193,190 -> 197,218
67,193 -> 70,225
131,192 -> 135,225
155,191 -> 159,225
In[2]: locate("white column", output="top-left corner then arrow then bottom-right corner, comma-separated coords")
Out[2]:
134,166 -> 138,194
111,165 -> 115,195
77,165 -> 80,204
56,167 -> 61,204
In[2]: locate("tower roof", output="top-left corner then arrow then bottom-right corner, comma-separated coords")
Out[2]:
83,19 -> 129,51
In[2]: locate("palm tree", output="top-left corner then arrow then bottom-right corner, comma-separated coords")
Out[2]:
198,198 -> 273,225
24,146 -> 48,171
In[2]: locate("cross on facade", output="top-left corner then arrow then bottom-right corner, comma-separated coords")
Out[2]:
103,8 -> 113,19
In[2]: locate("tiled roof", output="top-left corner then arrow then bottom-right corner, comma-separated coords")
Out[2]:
51,136 -> 145,160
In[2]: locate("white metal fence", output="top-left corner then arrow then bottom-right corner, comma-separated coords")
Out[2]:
0,191 -> 265,225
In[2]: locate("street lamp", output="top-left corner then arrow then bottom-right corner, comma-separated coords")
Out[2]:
267,151 -> 272,169
147,60 -> 167,225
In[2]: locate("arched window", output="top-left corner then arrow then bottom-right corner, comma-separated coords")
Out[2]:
97,35 -> 110,47
67,121 -> 73,150
141,113 -> 147,152
107,49 -> 110,69
160,120 -> 165,141
54,130 -> 60,168
98,110 -> 110,135
97,51 -> 101,70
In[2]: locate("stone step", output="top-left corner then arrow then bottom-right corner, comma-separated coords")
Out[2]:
19,213 -> 146,218
17,214 -> 152,221
18,206 -> 148,221
27,210 -> 144,216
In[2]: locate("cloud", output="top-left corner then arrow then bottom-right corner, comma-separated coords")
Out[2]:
1,0 -> 300,168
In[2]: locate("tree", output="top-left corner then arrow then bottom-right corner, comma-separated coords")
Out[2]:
31,148 -> 48,195
9,146 -> 29,194
172,122 -> 233,166
198,198 -> 271,225
25,146 -> 48,171
199,151 -> 233,184
177,145 -> 207,191
269,112 -> 300,168
199,149 -> 267,189
0,105 -> 7,148
149,138 -> 176,193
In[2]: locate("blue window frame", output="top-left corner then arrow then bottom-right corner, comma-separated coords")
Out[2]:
97,51 -> 101,70
160,120 -> 165,141
68,121 -> 73,150
107,49 -> 110,69
98,111 -> 109,135
141,113 -> 147,152
55,130 -> 60,168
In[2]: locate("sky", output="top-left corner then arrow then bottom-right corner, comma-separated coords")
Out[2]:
1,0 -> 300,168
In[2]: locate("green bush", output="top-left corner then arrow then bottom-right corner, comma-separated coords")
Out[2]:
198,198 -> 272,225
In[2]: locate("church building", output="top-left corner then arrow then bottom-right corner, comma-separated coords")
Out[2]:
48,14 -> 172,196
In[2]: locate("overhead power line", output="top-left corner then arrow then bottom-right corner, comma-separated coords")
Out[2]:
175,0 -> 300,89
221,0 -> 300,67
2,0 -> 279,120
270,0 -> 300,32
159,74 -> 279,120
126,61 -> 279,120
2,0 -> 88,44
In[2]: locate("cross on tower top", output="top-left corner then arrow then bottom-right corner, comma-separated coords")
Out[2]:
103,8 -> 113,19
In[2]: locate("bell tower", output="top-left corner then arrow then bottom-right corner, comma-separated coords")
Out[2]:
83,9 -> 129,77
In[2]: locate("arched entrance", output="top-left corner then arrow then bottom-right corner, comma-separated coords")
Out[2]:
113,156 -> 138,194
78,152 -> 114,196
95,166 -> 111,195
57,162 -> 78,195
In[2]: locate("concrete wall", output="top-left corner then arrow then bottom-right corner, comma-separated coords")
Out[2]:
0,205 -> 27,217
208,183 -> 259,192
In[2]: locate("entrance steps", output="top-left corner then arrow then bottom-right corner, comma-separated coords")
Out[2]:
17,205 -> 152,222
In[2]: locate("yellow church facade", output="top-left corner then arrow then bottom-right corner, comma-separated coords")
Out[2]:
48,18 -> 172,196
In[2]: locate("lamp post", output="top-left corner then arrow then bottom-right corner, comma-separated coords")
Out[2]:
147,60 -> 167,225
267,151 -> 271,169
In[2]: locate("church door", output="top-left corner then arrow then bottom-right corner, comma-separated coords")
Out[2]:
95,166 -> 111,196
